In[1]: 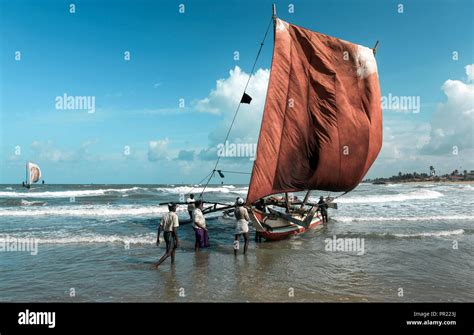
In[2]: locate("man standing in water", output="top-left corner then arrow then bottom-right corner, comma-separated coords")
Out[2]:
192,200 -> 210,251
186,193 -> 195,220
318,196 -> 329,224
154,203 -> 180,268
234,197 -> 250,256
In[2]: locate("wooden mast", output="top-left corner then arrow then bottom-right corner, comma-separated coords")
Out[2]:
372,40 -> 380,56
272,4 -> 277,25
273,4 -> 292,213
300,190 -> 312,208
284,192 -> 291,212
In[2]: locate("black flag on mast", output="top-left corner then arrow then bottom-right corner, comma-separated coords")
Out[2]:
240,92 -> 252,104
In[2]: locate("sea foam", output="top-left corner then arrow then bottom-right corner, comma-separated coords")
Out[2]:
334,190 -> 443,204
393,229 -> 465,238
0,205 -> 172,217
334,215 -> 474,223
0,187 -> 145,199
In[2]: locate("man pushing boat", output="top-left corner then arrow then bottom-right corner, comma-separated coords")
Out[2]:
318,196 -> 329,224
193,200 -> 210,251
234,197 -> 250,256
154,203 -> 180,268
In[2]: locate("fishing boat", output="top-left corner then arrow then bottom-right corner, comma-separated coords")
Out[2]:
23,162 -> 42,189
244,5 -> 382,240
164,5 -> 383,241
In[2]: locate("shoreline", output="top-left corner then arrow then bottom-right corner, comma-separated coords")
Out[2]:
364,180 -> 474,185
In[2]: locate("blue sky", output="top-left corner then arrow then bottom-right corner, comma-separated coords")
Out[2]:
1,0 -> 473,184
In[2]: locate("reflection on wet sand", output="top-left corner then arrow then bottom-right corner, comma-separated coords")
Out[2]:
192,251 -> 211,300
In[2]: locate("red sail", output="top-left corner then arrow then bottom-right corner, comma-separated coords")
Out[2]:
247,19 -> 382,205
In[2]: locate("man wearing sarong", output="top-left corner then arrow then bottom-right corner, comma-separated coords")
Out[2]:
192,200 -> 210,251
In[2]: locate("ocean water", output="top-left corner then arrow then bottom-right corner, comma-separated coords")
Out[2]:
0,183 -> 472,302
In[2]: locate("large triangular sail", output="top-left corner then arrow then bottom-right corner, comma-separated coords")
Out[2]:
246,18 -> 382,205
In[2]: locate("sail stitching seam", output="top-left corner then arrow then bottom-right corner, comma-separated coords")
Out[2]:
273,28 -> 294,193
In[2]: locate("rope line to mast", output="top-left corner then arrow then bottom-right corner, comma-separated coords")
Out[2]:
217,170 -> 251,175
199,15 -> 274,199
331,191 -> 348,201
186,170 -> 215,196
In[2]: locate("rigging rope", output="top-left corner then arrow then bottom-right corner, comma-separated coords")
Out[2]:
198,15 -> 274,199
218,170 -> 251,175
329,191 -> 349,203
186,169 -> 215,196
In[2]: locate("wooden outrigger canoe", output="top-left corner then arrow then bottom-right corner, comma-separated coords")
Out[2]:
250,207 -> 323,241
159,4 -> 382,242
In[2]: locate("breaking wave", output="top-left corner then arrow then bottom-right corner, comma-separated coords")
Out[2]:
0,234 -> 155,245
393,229 -> 465,238
338,229 -> 466,240
334,215 -> 474,223
20,200 -> 47,206
0,205 -> 174,217
155,185 -> 248,195
0,185 -> 249,198
0,187 -> 147,199
336,190 -> 443,204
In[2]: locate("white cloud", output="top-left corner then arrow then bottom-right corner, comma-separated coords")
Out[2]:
195,66 -> 270,148
189,64 -> 474,179
367,65 -> 474,178
198,147 -> 218,161
148,139 -> 170,161
176,149 -> 195,161
379,122 -> 431,161
28,140 -> 99,162
368,118 -> 474,178
422,64 -> 474,154
31,141 -> 73,162
466,64 -> 474,82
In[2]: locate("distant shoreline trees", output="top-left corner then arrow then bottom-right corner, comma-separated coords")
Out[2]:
365,167 -> 474,183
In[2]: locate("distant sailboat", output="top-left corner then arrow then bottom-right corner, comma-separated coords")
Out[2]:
23,162 -> 42,189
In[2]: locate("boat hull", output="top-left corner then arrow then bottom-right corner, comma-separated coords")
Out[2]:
250,208 -> 323,241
